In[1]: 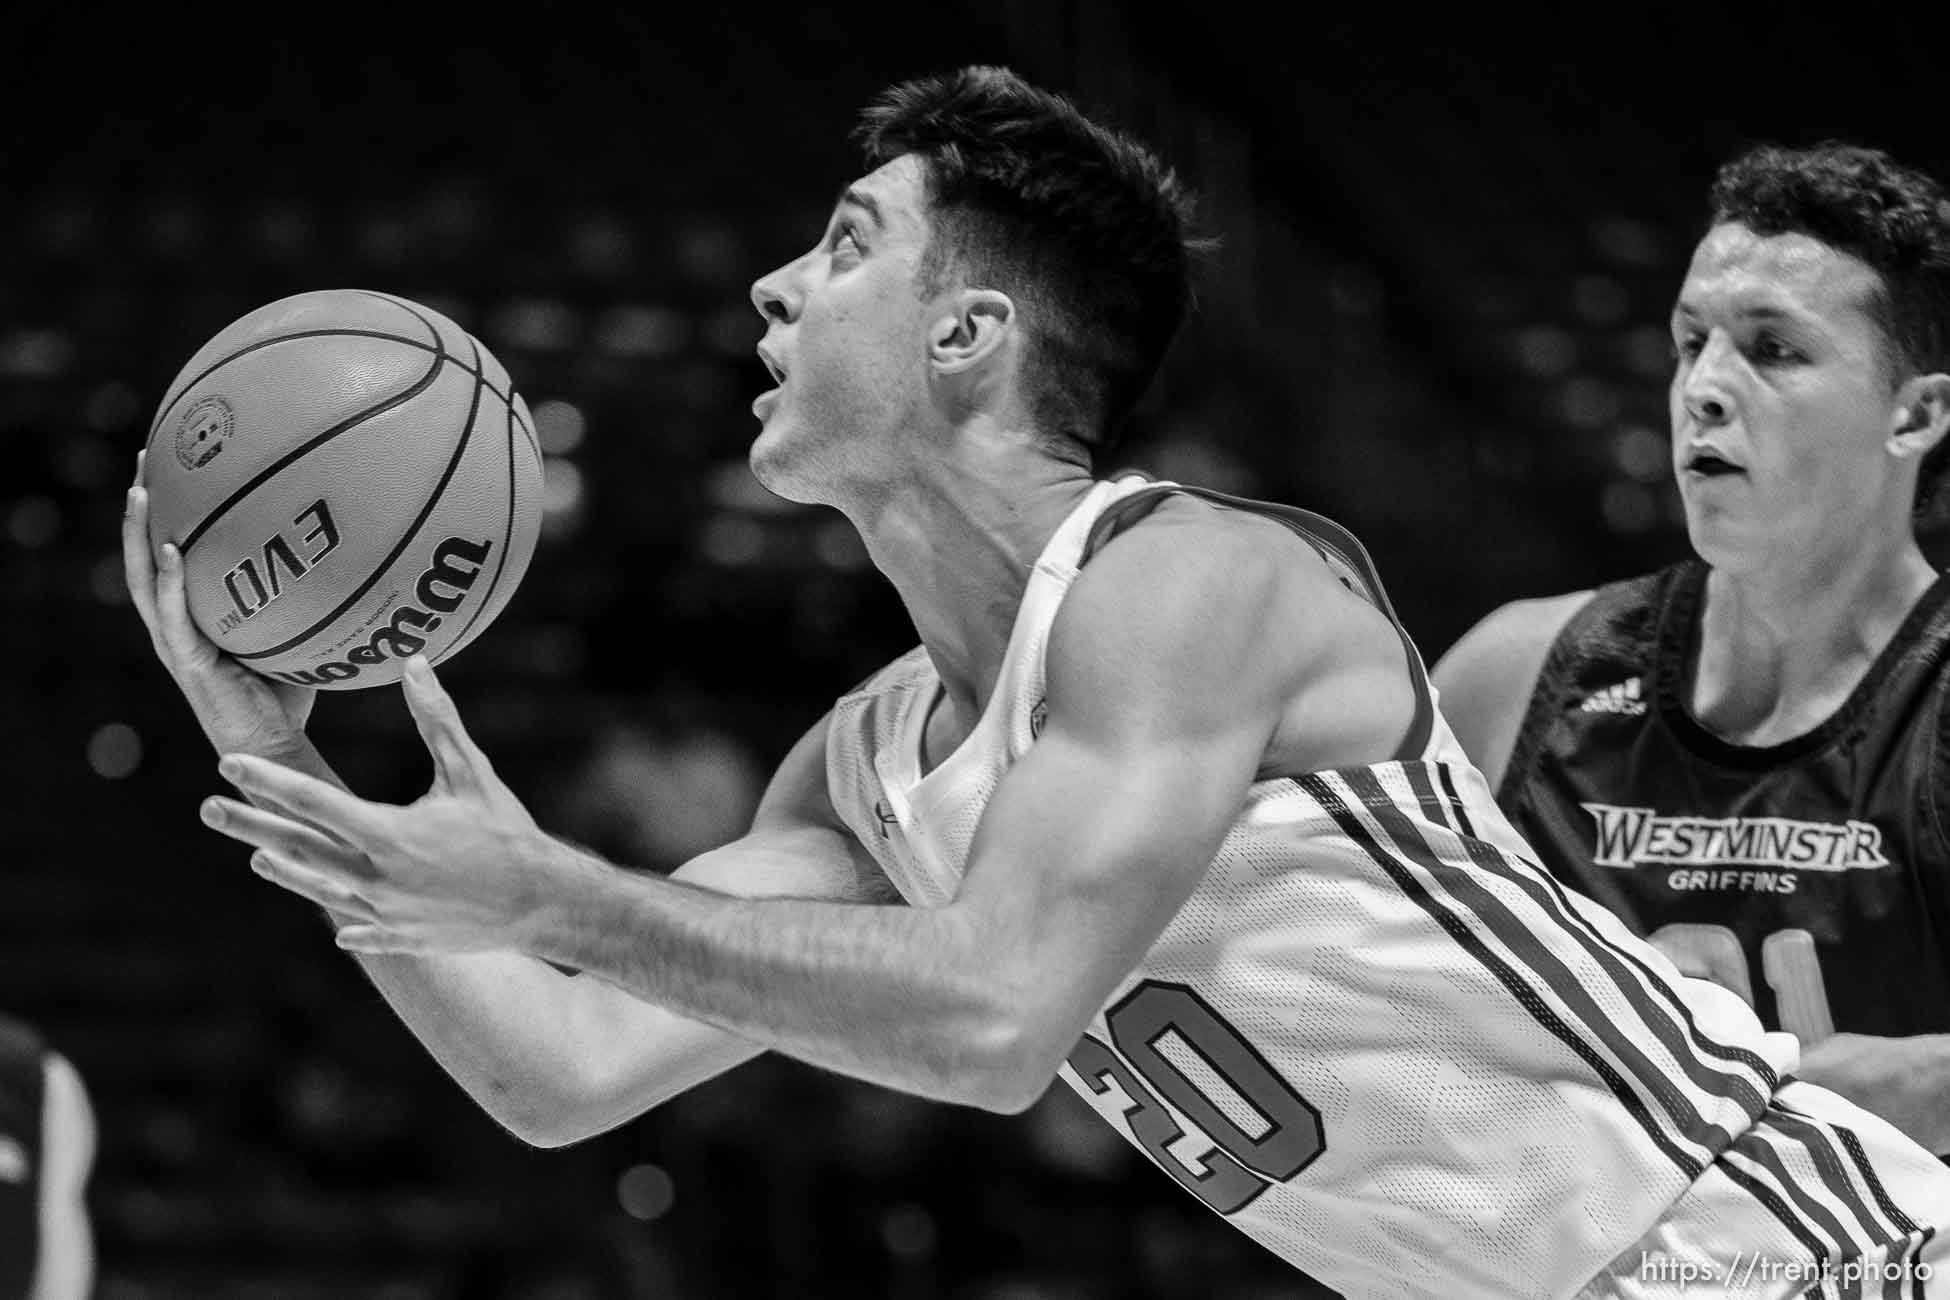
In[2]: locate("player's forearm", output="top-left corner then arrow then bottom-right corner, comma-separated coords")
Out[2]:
244,741 -> 759,1144
525,847 -> 1036,1111
354,947 -> 763,1145
1796,1032 -> 1950,1154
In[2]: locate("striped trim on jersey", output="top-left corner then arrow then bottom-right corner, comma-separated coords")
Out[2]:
1417,766 -> 1786,1084
1356,765 -> 1781,1113
1292,764 -> 1932,1264
1299,768 -> 1741,1173
1722,1100 -> 1934,1292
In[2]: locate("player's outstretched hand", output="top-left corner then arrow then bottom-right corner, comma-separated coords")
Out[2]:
201,655 -> 556,955
123,451 -> 316,759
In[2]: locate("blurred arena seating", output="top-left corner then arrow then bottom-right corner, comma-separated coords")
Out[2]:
5,3 -> 1949,1296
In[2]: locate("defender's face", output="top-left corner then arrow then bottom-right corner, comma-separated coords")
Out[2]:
1668,223 -> 1905,568
746,155 -> 937,503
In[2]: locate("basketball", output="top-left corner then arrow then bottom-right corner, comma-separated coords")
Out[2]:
142,290 -> 544,690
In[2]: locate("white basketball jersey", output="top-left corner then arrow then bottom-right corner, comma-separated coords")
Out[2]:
825,476 -> 1950,1299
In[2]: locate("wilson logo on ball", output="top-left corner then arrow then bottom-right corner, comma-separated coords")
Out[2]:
217,498 -> 342,630
269,536 -> 494,686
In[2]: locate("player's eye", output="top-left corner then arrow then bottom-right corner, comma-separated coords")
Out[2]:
1672,333 -> 1704,361
830,223 -> 862,256
1750,332 -> 1798,364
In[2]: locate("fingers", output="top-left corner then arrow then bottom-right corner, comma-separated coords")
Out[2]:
250,849 -> 379,922
401,656 -> 492,790
127,450 -> 236,676
201,793 -> 365,867
122,456 -> 162,637
333,925 -> 421,955
153,540 -> 206,663
214,754 -> 384,847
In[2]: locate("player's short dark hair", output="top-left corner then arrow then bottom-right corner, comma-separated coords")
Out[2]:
1709,142 -> 1950,514
854,66 -> 1204,467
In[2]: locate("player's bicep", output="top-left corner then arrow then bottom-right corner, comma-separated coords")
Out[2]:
956,538 -> 1292,1006
960,721 -> 1260,961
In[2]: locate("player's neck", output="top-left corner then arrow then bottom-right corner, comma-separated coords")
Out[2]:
1690,533 -> 1939,745
848,425 -> 1095,742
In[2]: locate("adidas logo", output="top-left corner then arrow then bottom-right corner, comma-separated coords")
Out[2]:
1582,677 -> 1647,716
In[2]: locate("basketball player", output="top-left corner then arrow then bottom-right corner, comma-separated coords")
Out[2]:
1,1014 -> 96,1300
135,71 -> 1950,1297
1434,143 -> 1950,1157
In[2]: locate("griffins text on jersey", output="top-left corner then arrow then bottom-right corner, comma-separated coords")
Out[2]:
1581,802 -> 1889,893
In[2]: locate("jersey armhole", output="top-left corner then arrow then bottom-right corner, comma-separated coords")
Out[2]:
1496,595 -> 1604,807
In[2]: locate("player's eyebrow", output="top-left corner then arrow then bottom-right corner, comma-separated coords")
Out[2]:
832,184 -> 885,231
1670,301 -> 1808,326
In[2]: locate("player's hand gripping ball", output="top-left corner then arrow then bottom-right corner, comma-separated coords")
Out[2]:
143,290 -> 543,690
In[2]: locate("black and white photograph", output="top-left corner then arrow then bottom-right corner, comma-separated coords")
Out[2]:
4,3 -> 1948,1296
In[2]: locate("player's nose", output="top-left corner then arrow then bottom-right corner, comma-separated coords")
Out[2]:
750,260 -> 803,326
1683,388 -> 1731,426
1681,333 -> 1736,426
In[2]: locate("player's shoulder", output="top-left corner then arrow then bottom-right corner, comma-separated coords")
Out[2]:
1441,590 -> 1598,675
1053,490 -> 1363,698
1435,560 -> 1696,696
1433,588 -> 1599,712
1072,490 -> 1343,616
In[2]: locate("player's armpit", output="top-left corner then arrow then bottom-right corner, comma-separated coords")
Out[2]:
743,706 -> 901,906
1429,591 -> 1593,789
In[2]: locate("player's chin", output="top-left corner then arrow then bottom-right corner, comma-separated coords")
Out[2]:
747,424 -> 823,506
1680,507 -> 1766,572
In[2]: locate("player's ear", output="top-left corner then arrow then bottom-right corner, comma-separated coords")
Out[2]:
1887,373 -> 1950,461
928,290 -> 1014,376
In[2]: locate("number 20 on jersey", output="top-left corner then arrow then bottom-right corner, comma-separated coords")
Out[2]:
1065,981 -> 1325,1214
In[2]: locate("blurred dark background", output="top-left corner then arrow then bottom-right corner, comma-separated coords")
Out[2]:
3,2 -> 1947,1295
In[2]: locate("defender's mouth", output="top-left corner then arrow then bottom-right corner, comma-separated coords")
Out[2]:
1684,447 -> 1744,477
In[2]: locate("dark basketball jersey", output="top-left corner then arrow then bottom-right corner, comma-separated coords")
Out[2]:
1499,558 -> 1950,1041
0,1015 -> 46,1298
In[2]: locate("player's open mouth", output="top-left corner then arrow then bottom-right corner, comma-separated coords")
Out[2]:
753,346 -> 787,418
758,347 -> 787,387
1684,448 -> 1744,478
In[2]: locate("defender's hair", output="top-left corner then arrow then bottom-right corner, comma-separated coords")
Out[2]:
854,66 -> 1205,466
1710,142 -> 1950,514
